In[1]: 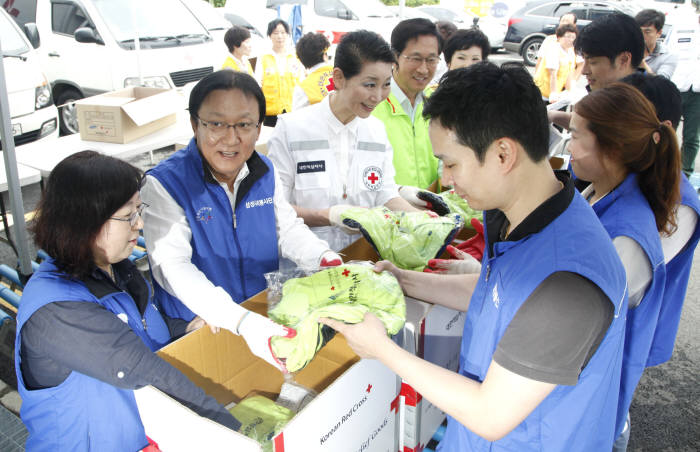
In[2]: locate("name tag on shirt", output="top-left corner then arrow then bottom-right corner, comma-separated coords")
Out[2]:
297,160 -> 326,174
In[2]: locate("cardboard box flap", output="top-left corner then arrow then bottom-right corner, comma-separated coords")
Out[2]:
121,88 -> 183,126
134,385 -> 260,451
77,95 -> 135,107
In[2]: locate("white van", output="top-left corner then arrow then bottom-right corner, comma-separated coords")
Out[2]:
229,0 -> 399,45
0,7 -> 58,148
4,0 -> 221,134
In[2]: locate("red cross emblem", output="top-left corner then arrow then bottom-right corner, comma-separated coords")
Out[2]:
366,384 -> 372,393
325,77 -> 335,92
342,269 -> 350,277
367,172 -> 379,185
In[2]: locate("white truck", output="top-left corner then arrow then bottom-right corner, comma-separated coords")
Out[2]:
0,6 -> 58,148
4,0 -> 221,135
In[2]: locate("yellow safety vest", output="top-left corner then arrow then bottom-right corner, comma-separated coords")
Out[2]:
222,55 -> 254,77
261,53 -> 300,116
534,45 -> 575,99
299,64 -> 334,105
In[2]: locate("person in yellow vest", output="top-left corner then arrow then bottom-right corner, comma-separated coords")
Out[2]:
222,26 -> 254,76
256,19 -> 302,127
534,24 -> 578,103
372,18 -> 442,190
293,32 -> 333,110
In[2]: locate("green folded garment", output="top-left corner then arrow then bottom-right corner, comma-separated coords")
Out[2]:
229,395 -> 294,452
269,264 -> 405,372
439,190 -> 483,223
340,207 -> 464,271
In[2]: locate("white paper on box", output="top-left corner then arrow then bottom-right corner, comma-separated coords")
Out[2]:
134,385 -> 260,452
275,359 -> 400,452
121,89 -> 183,126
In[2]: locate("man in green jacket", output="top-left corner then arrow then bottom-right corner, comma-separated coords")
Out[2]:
373,18 -> 441,189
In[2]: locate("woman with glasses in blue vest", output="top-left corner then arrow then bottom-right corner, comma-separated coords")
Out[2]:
569,82 -> 681,451
15,152 -> 240,451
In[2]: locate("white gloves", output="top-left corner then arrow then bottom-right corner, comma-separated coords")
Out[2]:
398,186 -> 450,216
237,311 -> 296,373
425,245 -> 482,274
319,250 -> 343,267
328,204 -> 361,234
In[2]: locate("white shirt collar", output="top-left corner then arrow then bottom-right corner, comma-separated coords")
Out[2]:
391,78 -> 424,122
322,94 -> 360,136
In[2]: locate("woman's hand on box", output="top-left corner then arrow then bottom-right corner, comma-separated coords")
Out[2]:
318,313 -> 390,360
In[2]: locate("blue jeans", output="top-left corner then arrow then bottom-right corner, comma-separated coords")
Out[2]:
612,412 -> 630,452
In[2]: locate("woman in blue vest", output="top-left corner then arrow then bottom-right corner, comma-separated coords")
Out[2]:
15,152 -> 240,451
569,82 -> 681,451
142,70 -> 341,374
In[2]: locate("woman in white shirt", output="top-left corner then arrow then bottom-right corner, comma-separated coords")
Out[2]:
267,30 -> 417,251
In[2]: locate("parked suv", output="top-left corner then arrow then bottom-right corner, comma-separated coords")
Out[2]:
504,0 -> 642,65
0,7 -> 58,148
4,0 -> 221,134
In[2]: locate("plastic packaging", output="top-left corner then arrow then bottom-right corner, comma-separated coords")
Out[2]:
340,207 -> 464,271
229,395 -> 295,452
265,263 -> 406,372
439,190 -> 483,222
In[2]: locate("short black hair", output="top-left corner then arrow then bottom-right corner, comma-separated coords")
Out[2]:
267,19 -> 290,36
189,70 -> 265,125
576,12 -> 644,67
555,23 -> 577,38
31,151 -> 143,278
436,20 -> 457,42
335,30 -> 395,80
296,32 -> 330,69
621,73 -> 682,129
423,63 -> 549,163
391,18 -> 442,58
635,9 -> 665,31
443,29 -> 490,63
224,26 -> 251,53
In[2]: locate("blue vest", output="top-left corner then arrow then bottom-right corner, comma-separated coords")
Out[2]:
647,174 -> 700,366
591,173 -> 666,438
438,193 -> 628,452
147,138 -> 279,320
15,259 -> 171,451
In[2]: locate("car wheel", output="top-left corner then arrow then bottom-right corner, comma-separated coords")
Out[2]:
56,89 -> 82,135
521,37 -> 543,66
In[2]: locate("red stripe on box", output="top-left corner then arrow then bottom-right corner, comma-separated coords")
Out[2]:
273,432 -> 284,452
391,394 -> 400,413
418,319 -> 426,358
404,444 -> 425,452
400,382 -> 422,407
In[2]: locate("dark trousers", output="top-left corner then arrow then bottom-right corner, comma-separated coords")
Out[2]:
681,90 -> 700,177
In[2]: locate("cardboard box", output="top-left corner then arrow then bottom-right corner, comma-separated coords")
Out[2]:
341,237 -> 469,452
76,87 -> 182,143
397,297 -> 466,452
135,291 -> 401,452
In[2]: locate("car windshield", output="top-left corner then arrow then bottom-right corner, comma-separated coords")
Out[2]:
180,0 -> 231,31
349,0 -> 395,18
0,12 -> 30,56
92,0 -> 209,44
